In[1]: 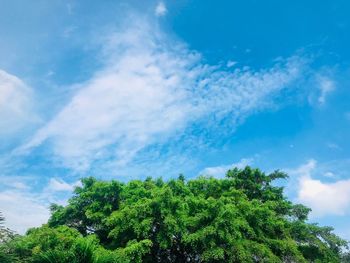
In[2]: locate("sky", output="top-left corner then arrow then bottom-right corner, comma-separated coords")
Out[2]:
0,0 -> 350,238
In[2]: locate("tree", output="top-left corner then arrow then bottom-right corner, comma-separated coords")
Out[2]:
0,212 -> 17,263
1,167 -> 348,262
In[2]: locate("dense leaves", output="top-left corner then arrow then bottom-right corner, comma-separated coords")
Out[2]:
0,167 -> 348,262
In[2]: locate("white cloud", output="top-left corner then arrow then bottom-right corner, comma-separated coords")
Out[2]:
317,75 -> 335,104
155,2 -> 167,16
0,176 -> 31,190
226,60 -> 237,68
289,159 -> 317,177
20,18 -> 305,172
323,171 -> 335,178
199,158 -> 253,177
292,159 -> 350,217
298,176 -> 350,217
0,190 -> 50,234
0,69 -> 37,137
0,176 -> 81,233
46,178 -> 80,192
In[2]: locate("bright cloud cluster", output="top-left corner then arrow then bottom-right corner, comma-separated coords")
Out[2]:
294,160 -> 350,217
298,176 -> 350,217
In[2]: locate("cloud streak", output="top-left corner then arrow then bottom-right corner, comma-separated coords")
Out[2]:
19,18 -> 306,173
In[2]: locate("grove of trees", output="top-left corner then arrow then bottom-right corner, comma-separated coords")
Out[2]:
0,167 -> 348,262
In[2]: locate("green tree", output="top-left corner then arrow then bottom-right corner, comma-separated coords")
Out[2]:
1,167 -> 348,262
2,225 -> 151,263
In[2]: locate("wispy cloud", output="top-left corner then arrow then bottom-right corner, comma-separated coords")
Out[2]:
317,75 -> 335,104
19,18 -> 307,173
0,176 -> 32,190
226,60 -> 237,68
46,178 -> 81,192
199,158 -> 254,177
0,70 -> 38,138
155,2 -> 167,17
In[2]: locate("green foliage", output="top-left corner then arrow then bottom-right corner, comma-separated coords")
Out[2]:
0,212 -> 17,263
1,167 -> 348,262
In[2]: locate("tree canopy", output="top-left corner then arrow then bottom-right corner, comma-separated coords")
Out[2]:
0,167 -> 348,262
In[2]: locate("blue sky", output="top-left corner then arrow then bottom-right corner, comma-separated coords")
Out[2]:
0,0 -> 350,238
